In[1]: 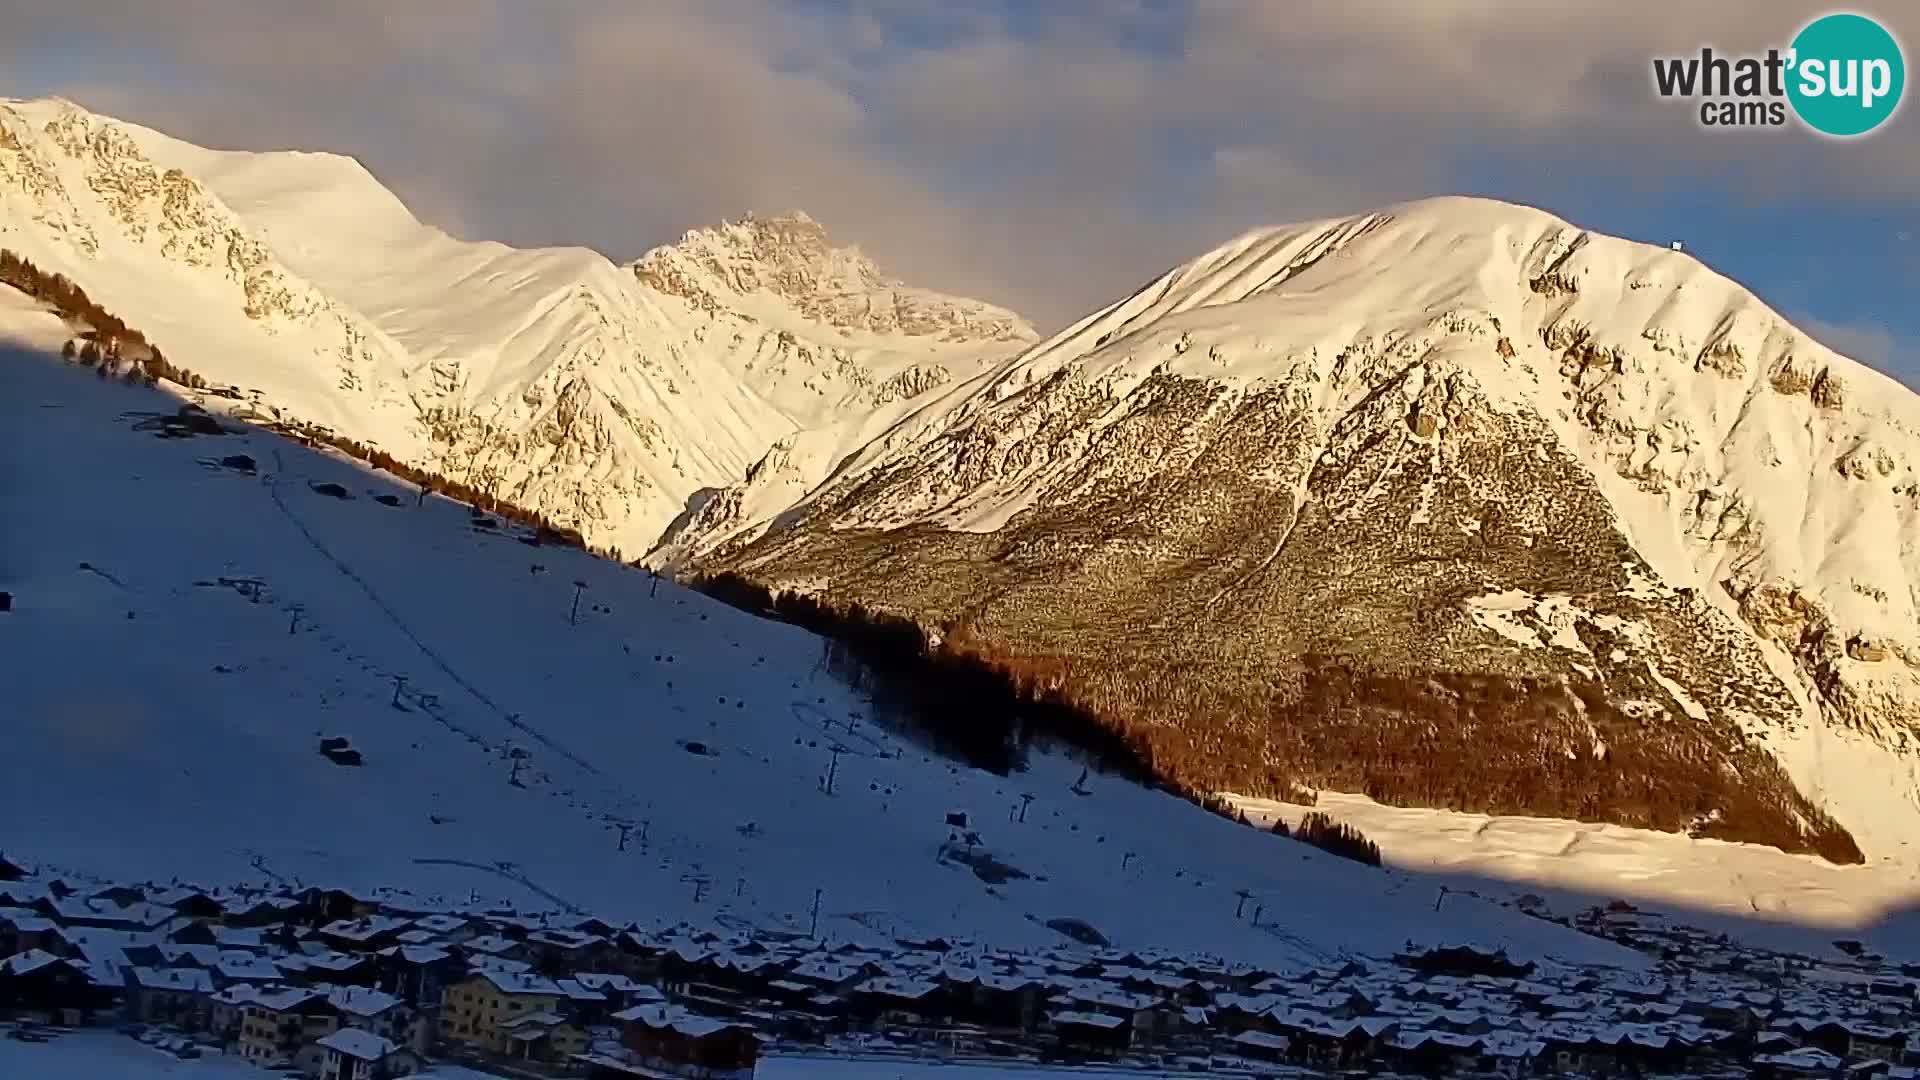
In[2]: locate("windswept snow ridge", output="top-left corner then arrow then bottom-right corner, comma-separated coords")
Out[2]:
0,96 -> 1034,558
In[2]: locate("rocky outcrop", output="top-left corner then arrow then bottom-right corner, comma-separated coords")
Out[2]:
25,103 -> 330,327
1835,440 -> 1897,481
1811,367 -> 1848,410
1770,355 -> 1816,395
1849,637 -> 1894,663
632,210 -> 1036,346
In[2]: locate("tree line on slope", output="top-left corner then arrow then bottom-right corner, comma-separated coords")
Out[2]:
1275,812 -> 1383,868
690,571 -> 1864,867
1010,645 -> 1861,865
695,571 -> 1146,778
692,570 -> 1389,869
0,248 -> 592,551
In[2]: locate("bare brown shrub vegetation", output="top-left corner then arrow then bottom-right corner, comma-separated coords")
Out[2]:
691,570 -> 1862,866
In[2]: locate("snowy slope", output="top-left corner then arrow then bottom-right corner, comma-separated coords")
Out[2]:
678,197 -> 1920,872
1227,792 -> 1920,957
0,97 -> 1034,557
0,1033 -> 265,1080
0,100 -> 421,442
0,313 -> 1632,974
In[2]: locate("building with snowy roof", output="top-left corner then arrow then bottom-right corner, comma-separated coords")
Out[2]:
315,1026 -> 422,1080
441,970 -> 568,1056
125,965 -> 215,1025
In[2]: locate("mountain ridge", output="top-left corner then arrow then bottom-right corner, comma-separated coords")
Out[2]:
0,95 -> 1033,559
674,195 -> 1920,865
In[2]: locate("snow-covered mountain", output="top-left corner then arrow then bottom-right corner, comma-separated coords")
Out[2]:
7,94 -> 1920,929
676,196 -> 1920,867
0,96 -> 1034,557
0,299 -> 1636,971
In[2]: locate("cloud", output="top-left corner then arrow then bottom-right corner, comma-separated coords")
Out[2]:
1,1 -> 1916,330
1798,315 -> 1918,381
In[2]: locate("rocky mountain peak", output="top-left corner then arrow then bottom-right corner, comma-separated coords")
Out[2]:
632,209 -> 1036,346
736,208 -> 840,263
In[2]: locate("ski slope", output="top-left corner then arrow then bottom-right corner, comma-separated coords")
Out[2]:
0,302 -> 1634,974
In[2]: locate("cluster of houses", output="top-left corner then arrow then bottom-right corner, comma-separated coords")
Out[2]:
3,853 -> 1919,1079
0,864 -> 762,1080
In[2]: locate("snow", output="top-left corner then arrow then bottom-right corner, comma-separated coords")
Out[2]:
614,1004 -> 753,1038
315,1027 -> 401,1061
1,949 -> 68,976
681,194 -> 1920,922
1047,1010 -> 1128,1029
704,196 -> 1920,658
0,280 -> 73,352
474,972 -> 563,997
0,1034 -> 1228,1080
9,95 -> 1920,968
1230,790 -> 1920,960
0,1034 -> 259,1080
758,1057 -> 1186,1079
324,986 -> 405,1018
0,329 -> 1632,974
131,967 -> 217,994
0,97 -> 1031,558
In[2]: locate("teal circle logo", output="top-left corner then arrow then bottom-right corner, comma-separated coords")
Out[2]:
1787,13 -> 1905,137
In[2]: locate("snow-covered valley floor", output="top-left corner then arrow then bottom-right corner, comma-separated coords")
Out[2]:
1232,792 -> 1920,961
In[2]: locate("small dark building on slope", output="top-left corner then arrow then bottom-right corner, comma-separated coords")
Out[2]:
1397,943 -> 1535,980
0,950 -> 117,1022
1047,1010 -> 1131,1060
319,737 -> 364,767
613,1004 -> 763,1079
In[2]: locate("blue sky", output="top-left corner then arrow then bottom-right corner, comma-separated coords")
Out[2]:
3,1 -> 1916,381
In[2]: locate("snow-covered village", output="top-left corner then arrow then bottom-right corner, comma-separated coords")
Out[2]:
3,853 -> 1920,1080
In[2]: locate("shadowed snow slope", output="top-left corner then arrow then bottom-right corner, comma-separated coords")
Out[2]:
680,195 -> 1920,873
0,310 -> 1631,973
